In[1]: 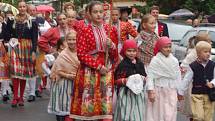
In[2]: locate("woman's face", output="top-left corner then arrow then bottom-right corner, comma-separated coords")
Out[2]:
67,33 -> 76,51
160,43 -> 172,57
18,2 -> 27,15
57,14 -> 67,28
142,17 -> 156,33
125,48 -> 137,61
90,4 -> 104,25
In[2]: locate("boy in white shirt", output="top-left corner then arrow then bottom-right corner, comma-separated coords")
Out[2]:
178,41 -> 215,121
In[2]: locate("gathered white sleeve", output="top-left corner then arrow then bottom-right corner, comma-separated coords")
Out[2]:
39,21 -> 51,35
210,68 -> 215,86
178,67 -> 193,95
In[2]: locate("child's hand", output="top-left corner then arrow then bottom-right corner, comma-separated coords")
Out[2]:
206,82 -> 214,88
180,67 -> 187,74
148,90 -> 155,103
32,52 -> 36,62
99,66 -> 108,75
177,94 -> 184,101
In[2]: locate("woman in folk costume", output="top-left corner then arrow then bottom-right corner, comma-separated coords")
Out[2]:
113,40 -> 147,121
135,14 -> 159,70
69,1 -> 118,121
146,37 -> 181,121
5,1 -> 38,107
38,13 -> 71,54
0,14 -> 10,103
36,13 -> 72,96
48,31 -> 80,121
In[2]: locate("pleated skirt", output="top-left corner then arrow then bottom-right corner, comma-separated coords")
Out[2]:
48,79 -> 73,116
113,87 -> 146,121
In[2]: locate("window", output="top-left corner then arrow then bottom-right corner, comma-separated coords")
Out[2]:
180,30 -> 197,47
209,31 -> 215,48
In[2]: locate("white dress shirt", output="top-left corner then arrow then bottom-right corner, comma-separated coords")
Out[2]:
178,61 -> 215,95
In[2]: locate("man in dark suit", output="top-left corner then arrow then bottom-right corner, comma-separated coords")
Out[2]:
150,5 -> 169,37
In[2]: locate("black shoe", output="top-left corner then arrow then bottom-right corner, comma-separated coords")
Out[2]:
2,94 -> 10,103
27,95 -> 35,102
35,90 -> 42,98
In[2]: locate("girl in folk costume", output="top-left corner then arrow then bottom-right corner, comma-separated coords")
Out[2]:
0,14 -> 10,103
146,37 -> 181,121
48,31 -> 80,121
75,4 -> 91,33
135,14 -> 159,69
111,7 -> 138,54
69,1 -> 118,121
113,40 -> 147,121
66,10 -> 78,31
5,1 -> 38,107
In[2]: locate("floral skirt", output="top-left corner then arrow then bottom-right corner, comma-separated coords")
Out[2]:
8,39 -> 35,79
0,42 -> 9,81
35,49 -> 45,76
70,66 -> 114,120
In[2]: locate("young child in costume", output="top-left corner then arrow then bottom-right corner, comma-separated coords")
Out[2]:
113,39 -> 147,121
146,36 -> 181,121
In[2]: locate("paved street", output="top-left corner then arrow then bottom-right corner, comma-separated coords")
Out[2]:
0,90 -> 55,121
0,90 -> 189,121
0,89 -> 213,121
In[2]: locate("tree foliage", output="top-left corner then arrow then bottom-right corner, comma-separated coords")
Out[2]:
133,0 -> 215,16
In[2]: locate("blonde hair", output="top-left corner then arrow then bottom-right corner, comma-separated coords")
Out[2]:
140,14 -> 155,30
196,41 -> 211,54
66,30 -> 77,40
195,33 -> 212,45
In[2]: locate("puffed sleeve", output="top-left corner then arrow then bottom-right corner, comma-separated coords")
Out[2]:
77,27 -> 103,70
31,20 -> 38,53
38,28 -> 56,53
109,26 -> 118,65
126,22 -> 138,38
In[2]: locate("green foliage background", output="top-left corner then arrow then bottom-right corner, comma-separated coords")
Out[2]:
1,0 -> 215,15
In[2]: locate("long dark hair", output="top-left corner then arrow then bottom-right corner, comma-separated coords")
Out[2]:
88,1 -> 103,15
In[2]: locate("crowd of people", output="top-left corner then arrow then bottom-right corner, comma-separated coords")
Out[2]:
0,1 -> 215,121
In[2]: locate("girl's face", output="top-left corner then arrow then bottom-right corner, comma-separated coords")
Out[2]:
160,43 -> 172,57
67,12 -> 76,24
198,49 -> 211,62
58,14 -> 67,28
142,17 -> 156,33
65,6 -> 74,12
18,2 -> 27,15
90,4 -> 104,25
67,33 -> 76,51
125,48 -> 137,61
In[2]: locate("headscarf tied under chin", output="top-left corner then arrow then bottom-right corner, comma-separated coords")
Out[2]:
153,36 -> 171,55
120,39 -> 137,57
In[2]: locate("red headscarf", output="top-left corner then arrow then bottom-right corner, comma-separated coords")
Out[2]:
120,39 -> 137,57
154,36 -> 171,55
